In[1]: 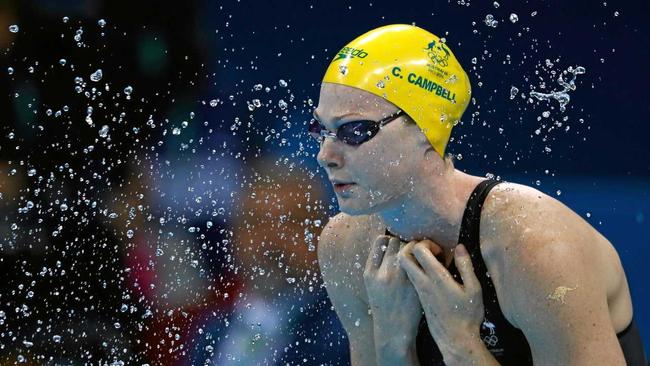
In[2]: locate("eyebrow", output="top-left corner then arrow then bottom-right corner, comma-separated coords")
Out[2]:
312,110 -> 363,127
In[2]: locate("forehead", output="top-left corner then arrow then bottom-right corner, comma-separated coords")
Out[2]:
314,82 -> 396,121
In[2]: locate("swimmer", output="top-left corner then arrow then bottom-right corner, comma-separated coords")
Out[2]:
313,24 -> 647,365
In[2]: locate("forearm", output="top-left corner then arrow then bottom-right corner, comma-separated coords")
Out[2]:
440,335 -> 500,366
373,326 -> 421,366
349,338 -> 377,366
374,340 -> 421,366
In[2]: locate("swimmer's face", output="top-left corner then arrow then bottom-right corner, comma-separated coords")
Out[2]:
314,82 -> 431,215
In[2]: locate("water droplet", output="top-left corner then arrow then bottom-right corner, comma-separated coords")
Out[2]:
90,69 -> 103,82
209,99 -> 219,107
52,335 -> 62,343
123,86 -> 133,95
484,14 -> 498,28
74,28 -> 83,42
279,79 -> 288,87
278,99 -> 288,110
7,67 -> 14,75
98,125 -> 109,138
509,13 -> 519,23
338,65 -> 348,75
510,86 -> 519,99
126,230 -> 134,238
98,19 -> 107,27
9,25 -> 19,33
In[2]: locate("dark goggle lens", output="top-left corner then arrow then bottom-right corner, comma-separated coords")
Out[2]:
338,121 -> 378,145
308,118 -> 323,140
308,119 -> 379,145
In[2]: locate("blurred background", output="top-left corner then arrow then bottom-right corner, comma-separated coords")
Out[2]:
0,0 -> 648,364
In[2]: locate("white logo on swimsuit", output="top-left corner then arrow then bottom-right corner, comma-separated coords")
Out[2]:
481,320 -> 499,347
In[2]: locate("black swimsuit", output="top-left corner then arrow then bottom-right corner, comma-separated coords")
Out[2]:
386,179 -> 648,365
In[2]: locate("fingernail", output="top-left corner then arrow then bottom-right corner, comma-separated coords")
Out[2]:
455,244 -> 468,256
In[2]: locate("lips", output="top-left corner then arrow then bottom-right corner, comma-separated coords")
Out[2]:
333,182 -> 356,192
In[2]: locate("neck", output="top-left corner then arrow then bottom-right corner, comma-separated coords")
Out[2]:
377,170 -> 484,251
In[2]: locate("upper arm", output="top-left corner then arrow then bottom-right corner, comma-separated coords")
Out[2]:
317,213 -> 376,365
491,191 -> 626,365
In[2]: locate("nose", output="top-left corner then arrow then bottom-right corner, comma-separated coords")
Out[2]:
316,137 -> 344,169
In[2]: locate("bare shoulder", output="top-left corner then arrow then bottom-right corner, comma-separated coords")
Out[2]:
480,181 -> 614,261
317,212 -> 385,305
477,181 -> 629,328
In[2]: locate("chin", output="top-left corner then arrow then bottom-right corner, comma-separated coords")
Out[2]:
337,195 -> 390,216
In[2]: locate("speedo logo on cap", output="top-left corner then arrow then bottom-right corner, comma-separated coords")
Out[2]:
333,47 -> 369,61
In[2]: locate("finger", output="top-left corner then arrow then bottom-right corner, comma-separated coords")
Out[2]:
412,241 -> 448,280
398,241 -> 427,284
382,237 -> 402,263
454,244 -> 481,293
365,235 -> 390,273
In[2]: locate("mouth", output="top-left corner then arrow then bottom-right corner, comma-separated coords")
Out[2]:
333,183 -> 356,192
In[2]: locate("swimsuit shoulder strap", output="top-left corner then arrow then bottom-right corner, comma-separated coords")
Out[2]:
458,179 -> 503,309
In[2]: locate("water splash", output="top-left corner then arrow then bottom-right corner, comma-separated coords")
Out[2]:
529,66 -> 586,112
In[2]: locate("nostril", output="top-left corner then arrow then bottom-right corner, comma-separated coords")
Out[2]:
327,162 -> 337,168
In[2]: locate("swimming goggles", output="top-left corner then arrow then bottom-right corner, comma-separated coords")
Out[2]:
308,110 -> 407,146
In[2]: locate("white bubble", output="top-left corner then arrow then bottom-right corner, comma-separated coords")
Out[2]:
98,125 -> 109,138
98,19 -> 107,27
123,86 -> 133,95
509,13 -> 519,23
9,25 -> 19,33
510,86 -> 519,99
279,79 -> 288,87
90,69 -> 103,82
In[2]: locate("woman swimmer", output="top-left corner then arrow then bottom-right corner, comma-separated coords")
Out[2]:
314,25 -> 647,366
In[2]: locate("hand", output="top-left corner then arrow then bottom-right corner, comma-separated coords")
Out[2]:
363,235 -> 423,345
398,241 -> 485,356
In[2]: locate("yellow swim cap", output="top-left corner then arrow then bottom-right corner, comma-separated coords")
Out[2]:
322,24 -> 471,157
